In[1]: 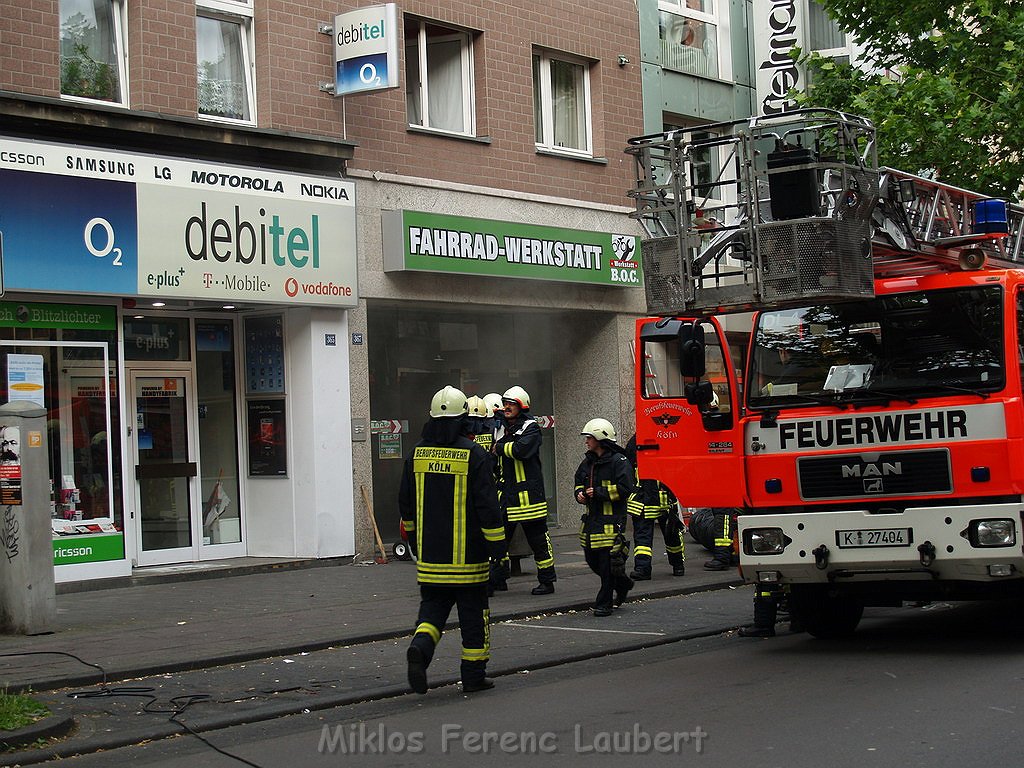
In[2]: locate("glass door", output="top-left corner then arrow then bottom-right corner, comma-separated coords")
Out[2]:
130,371 -> 200,566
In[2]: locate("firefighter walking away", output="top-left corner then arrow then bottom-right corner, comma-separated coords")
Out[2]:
400,386 -> 507,694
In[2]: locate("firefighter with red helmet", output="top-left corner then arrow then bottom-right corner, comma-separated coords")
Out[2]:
575,418 -> 637,616
491,385 -> 557,595
401,386 -> 506,694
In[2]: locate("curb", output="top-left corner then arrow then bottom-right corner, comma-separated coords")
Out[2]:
13,578 -> 745,695
0,714 -> 75,752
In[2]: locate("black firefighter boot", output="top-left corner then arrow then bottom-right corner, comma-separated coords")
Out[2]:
738,586 -> 778,638
461,660 -> 495,693
406,636 -> 434,694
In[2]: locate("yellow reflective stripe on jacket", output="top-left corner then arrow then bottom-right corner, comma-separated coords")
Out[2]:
482,526 -> 504,542
602,479 -> 621,501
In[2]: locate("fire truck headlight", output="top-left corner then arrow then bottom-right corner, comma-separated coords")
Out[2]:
968,519 -> 1016,547
743,528 -> 789,555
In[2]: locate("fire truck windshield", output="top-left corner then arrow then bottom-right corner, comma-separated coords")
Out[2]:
748,285 -> 1004,408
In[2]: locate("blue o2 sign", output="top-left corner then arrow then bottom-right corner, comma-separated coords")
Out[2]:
334,4 -> 399,96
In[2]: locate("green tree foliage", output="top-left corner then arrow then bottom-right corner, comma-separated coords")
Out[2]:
797,0 -> 1024,197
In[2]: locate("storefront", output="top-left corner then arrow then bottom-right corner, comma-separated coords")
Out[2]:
359,203 -> 646,541
0,131 -> 359,583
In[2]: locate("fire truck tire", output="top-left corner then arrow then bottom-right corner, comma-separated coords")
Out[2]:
392,541 -> 412,561
789,585 -> 864,638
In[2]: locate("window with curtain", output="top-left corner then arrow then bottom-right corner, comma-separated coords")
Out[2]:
405,18 -> 474,135
657,0 -> 721,79
59,0 -> 126,104
533,50 -> 591,156
807,0 -> 847,52
196,1 -> 254,122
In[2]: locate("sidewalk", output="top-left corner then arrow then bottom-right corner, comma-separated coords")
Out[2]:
0,531 -> 742,694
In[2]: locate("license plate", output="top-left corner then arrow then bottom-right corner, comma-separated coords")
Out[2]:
835,528 -> 912,548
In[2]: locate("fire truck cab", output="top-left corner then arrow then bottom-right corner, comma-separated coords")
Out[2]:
628,110 -> 1024,636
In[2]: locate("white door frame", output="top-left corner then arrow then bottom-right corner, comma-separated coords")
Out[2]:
128,365 -> 202,567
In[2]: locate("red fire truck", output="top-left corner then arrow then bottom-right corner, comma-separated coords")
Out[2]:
627,110 -> 1024,636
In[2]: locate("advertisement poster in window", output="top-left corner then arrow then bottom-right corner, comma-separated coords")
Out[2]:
247,399 -> 287,476
0,425 -> 22,505
244,315 -> 285,394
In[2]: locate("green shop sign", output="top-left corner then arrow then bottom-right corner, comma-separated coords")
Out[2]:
382,210 -> 643,287
54,533 -> 125,565
0,301 -> 117,330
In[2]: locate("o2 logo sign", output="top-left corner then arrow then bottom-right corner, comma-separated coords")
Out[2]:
336,53 -> 390,94
84,217 -> 124,266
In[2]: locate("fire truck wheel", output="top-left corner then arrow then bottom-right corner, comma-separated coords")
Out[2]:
392,541 -> 412,561
789,585 -> 864,639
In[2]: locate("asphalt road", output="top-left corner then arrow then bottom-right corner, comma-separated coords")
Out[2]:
49,594 -> 1024,768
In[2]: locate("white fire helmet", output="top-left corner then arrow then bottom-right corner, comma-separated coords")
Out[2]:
466,395 -> 490,419
581,418 -> 616,443
429,386 -> 469,418
483,393 -> 503,415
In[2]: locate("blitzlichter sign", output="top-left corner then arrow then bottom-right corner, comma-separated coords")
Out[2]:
333,4 -> 399,96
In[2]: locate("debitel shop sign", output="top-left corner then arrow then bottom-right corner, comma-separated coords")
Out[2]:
0,136 -> 357,307
334,3 -> 399,96
382,210 -> 643,288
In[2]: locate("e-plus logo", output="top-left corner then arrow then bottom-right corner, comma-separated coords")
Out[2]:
184,203 -> 321,269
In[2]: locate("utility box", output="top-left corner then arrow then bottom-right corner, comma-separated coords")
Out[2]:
0,401 -> 55,635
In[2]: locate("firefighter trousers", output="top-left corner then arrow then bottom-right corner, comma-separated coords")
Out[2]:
503,518 -> 556,584
631,515 -> 685,576
583,546 -> 633,611
409,583 -> 490,684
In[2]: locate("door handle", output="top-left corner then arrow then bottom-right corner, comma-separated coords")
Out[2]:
636,444 -> 660,451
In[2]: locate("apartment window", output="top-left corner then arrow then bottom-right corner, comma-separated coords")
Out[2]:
807,1 -> 847,55
533,50 -> 592,156
658,0 -> 729,80
405,18 -> 474,135
196,0 -> 255,123
59,0 -> 127,104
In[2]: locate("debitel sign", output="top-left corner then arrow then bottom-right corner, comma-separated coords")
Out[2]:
334,3 -> 399,96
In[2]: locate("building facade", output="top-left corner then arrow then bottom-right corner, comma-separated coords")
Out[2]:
0,0 -> 647,582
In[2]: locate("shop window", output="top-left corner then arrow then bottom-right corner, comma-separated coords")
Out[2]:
658,0 -> 728,80
196,320 -> 241,545
59,0 -> 127,105
196,0 -> 255,123
405,17 -> 475,136
533,49 -> 593,157
123,317 -> 191,361
0,309 -> 123,568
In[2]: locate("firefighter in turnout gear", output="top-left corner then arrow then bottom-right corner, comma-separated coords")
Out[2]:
624,434 -> 685,580
688,507 -> 739,570
464,395 -> 494,452
491,386 -> 557,595
575,418 -> 637,616
401,386 -> 506,694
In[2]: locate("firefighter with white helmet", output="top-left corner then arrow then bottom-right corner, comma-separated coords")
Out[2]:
575,418 -> 637,616
491,385 -> 557,594
401,385 -> 506,694
464,395 -> 494,451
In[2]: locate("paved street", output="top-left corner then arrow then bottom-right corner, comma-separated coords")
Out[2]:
49,597 -> 1024,768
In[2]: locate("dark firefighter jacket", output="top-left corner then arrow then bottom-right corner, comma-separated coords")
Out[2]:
624,435 -> 676,519
574,444 -> 636,549
399,422 -> 505,585
494,415 -> 548,522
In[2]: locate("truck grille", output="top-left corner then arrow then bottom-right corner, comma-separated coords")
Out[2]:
797,449 -> 952,500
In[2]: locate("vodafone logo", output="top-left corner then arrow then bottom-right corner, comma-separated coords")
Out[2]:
285,277 -> 299,297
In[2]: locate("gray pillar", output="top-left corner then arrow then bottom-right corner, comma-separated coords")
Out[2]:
0,401 -> 55,635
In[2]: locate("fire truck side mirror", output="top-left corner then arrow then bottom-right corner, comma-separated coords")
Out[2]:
677,322 -> 706,378
684,380 -> 714,407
